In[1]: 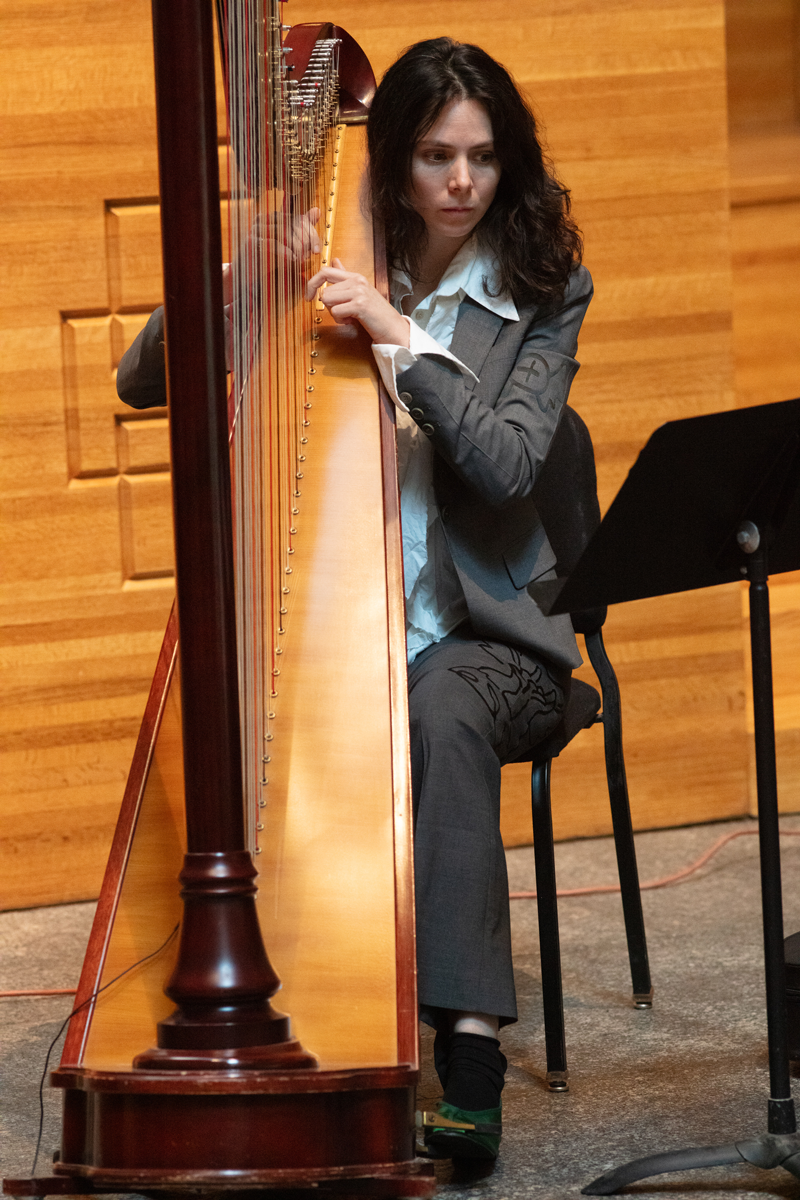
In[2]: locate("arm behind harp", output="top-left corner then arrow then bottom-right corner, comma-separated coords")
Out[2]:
116,208 -> 321,410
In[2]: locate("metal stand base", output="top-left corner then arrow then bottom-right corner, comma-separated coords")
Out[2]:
584,1131 -> 800,1194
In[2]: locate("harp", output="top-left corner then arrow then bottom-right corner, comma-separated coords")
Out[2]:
8,0 -> 433,1193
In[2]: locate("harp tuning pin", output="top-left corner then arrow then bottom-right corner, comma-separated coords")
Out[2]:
258,800 -> 267,809
265,732 -> 274,741
256,822 -> 264,831
262,755 -> 271,763
268,711 -> 276,719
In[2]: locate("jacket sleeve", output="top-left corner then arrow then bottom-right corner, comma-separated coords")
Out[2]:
116,306 -> 168,409
392,265 -> 593,508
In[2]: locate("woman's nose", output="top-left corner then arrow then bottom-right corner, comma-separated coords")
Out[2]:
448,156 -> 471,192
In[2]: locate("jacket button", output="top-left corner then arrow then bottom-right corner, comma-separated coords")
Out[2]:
421,423 -> 435,436
410,407 -> 425,419
398,391 -> 412,405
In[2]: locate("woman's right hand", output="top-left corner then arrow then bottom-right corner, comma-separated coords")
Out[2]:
254,207 -> 321,265
228,208 -> 321,299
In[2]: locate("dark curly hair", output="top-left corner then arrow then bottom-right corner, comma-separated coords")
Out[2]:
366,38 -> 582,309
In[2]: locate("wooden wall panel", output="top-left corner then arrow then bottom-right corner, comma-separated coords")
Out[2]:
726,0 -> 799,130
1,0 -> 748,908
0,0 -> 174,909
727,0 -> 800,821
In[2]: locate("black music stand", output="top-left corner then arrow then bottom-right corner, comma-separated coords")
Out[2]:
533,396 -> 800,1193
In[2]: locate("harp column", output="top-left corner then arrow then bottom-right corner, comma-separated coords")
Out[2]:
135,0 -> 314,1071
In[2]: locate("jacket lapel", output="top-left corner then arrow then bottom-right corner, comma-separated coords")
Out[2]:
448,297 -> 505,381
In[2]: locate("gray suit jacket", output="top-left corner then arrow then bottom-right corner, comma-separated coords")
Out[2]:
395,264 -> 593,670
117,266 -> 592,669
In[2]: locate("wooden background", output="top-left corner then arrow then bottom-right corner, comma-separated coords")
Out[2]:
1,0 -> 799,908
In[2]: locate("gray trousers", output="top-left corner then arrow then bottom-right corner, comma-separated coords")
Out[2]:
408,627 -> 569,1028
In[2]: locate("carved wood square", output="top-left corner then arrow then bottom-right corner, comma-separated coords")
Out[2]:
61,199 -> 173,583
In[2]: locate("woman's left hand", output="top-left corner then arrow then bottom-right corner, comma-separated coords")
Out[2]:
306,259 -> 410,347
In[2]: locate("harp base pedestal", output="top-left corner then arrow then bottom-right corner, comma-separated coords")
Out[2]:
32,1065 -> 435,1197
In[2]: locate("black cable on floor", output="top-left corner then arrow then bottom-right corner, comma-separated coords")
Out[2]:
31,923 -> 179,1177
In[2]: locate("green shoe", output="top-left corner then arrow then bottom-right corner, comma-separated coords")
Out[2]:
422,1100 -> 502,1161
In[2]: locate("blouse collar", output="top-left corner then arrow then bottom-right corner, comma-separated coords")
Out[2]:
391,237 -> 519,323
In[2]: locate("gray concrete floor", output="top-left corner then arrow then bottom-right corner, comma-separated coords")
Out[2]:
4,816 -> 800,1198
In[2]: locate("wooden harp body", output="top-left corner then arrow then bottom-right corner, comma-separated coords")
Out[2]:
38,1 -> 432,1193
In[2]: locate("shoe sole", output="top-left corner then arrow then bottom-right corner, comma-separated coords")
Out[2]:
424,1130 -> 498,1161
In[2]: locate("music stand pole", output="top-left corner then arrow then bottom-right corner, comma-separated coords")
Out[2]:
530,398 -> 800,1190
747,532 -> 796,1136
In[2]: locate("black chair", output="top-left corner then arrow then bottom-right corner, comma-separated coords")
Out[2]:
517,405 -> 653,1092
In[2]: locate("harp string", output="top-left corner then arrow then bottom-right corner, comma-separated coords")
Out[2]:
220,0 -> 341,852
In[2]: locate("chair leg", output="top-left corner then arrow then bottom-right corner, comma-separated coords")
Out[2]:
531,760 -> 569,1091
585,628 -> 653,1007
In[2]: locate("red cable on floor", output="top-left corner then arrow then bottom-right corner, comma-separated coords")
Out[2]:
0,988 -> 78,997
4,830 -> 800,994
509,826 -> 800,900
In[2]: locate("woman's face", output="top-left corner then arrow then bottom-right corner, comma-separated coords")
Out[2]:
409,98 -> 501,250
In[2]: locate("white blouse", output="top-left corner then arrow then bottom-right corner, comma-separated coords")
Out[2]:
371,239 -> 519,664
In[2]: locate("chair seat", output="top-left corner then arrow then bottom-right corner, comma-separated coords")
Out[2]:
510,678 -> 600,766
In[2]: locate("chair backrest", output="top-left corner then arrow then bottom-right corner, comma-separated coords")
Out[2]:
532,405 -> 607,634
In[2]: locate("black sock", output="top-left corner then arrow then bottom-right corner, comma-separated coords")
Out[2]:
440,1032 -> 506,1111
433,1027 -> 450,1090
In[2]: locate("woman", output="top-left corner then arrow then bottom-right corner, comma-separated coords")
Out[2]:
305,38 -> 591,1162
117,35 -> 592,1165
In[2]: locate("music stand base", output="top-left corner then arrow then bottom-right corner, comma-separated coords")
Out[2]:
583,1128 -> 800,1195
